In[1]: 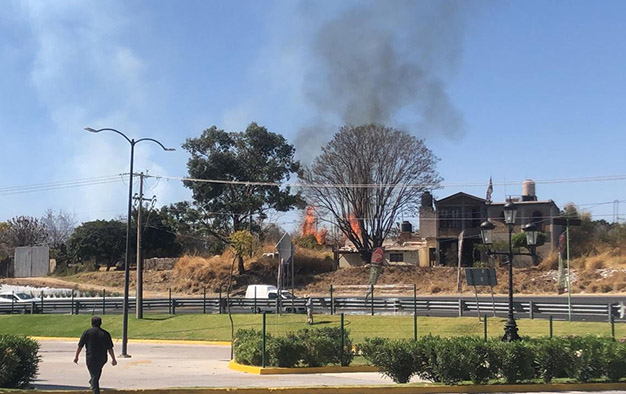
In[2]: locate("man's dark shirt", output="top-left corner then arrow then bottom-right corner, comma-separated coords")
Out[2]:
78,327 -> 114,365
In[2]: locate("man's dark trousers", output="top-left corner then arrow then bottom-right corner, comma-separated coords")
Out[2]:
87,359 -> 105,394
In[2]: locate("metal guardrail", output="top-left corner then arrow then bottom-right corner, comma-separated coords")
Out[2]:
0,296 -> 624,322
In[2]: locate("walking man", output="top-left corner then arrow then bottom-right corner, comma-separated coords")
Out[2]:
305,295 -> 314,325
74,316 -> 117,394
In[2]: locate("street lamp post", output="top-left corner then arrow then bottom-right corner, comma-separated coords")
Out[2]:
85,127 -> 174,357
480,201 -> 538,342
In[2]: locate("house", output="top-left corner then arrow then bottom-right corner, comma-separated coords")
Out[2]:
336,221 -> 435,268
419,179 -> 562,267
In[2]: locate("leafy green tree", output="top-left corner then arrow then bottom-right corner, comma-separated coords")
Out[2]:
159,202 -> 225,255
132,207 -> 182,258
182,122 -> 304,273
66,220 -> 126,271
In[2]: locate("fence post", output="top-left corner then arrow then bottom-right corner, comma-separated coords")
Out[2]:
169,288 -> 172,315
203,288 -> 206,314
458,299 -> 464,317
75,300 -> 80,315
30,302 -> 35,314
483,315 -> 488,341
330,285 -> 334,315
529,300 -> 534,319
549,315 -> 553,338
219,287 -> 223,314
262,312 -> 267,368
172,299 -> 176,315
102,289 -> 106,315
40,291 -> 44,314
608,302 -> 613,322
611,314 -> 615,339
370,284 -> 374,316
254,287 -> 257,314
71,290 -> 75,315
413,313 -> 418,341
11,291 -> 14,314
340,313 -> 345,365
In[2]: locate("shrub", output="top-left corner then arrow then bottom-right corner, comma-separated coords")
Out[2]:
412,335 -> 440,382
566,336 -> 607,382
532,337 -> 571,382
464,338 -> 500,385
267,333 -> 303,368
432,337 -> 472,384
605,341 -> 626,382
298,327 -> 352,367
362,338 -> 417,383
496,341 -> 535,383
0,335 -> 39,388
233,329 -> 264,366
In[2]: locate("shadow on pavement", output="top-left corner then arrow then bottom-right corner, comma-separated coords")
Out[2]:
34,383 -> 90,390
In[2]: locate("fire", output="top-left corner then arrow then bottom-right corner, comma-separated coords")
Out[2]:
348,212 -> 361,239
302,206 -> 327,245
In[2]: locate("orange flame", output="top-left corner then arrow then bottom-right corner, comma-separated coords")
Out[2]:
302,206 -> 327,245
348,212 -> 361,240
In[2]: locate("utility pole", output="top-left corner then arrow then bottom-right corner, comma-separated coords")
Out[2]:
135,172 -> 154,319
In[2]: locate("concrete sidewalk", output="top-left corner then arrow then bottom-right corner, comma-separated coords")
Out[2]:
35,339 -> 398,390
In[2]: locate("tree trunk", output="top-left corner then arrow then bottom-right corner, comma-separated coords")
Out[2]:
237,255 -> 245,275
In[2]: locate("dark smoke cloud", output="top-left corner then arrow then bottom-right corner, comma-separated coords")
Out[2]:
297,0 -> 469,162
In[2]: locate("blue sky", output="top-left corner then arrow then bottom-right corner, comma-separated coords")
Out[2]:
1,0 -> 625,231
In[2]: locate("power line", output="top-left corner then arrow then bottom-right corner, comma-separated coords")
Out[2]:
0,175 -> 125,196
143,172 -> 626,189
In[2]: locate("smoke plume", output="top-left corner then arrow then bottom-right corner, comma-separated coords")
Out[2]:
297,1 -> 469,161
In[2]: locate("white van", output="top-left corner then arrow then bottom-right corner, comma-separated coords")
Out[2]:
245,285 -> 278,299
244,285 -> 304,313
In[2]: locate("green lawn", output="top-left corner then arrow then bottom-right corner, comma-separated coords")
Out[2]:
0,313 -> 623,342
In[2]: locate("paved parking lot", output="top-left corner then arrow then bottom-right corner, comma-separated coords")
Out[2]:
34,339 -> 397,390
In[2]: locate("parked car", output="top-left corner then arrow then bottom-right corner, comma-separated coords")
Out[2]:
244,285 -> 305,313
0,292 -> 40,313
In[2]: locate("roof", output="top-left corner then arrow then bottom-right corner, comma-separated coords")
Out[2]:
435,192 -> 486,205
489,200 -> 559,208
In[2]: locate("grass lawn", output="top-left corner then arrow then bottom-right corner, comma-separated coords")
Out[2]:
0,313 -> 623,342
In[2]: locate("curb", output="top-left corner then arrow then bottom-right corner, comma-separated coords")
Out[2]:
16,382 -> 626,394
228,360 -> 379,374
29,336 -> 231,346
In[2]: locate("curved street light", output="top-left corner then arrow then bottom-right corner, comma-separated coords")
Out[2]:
480,201 -> 538,342
85,127 -> 174,357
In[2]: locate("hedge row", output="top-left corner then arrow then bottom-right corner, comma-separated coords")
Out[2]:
234,327 -> 352,367
0,335 -> 40,388
360,335 -> 626,384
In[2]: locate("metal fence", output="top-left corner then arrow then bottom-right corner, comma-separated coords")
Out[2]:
1,294 -> 624,323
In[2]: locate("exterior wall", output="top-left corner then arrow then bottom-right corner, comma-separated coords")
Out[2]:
338,253 -> 366,268
419,207 -> 437,238
384,250 -> 419,265
14,246 -> 50,278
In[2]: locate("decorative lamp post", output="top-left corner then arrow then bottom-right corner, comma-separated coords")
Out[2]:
85,127 -> 174,357
480,201 -> 538,341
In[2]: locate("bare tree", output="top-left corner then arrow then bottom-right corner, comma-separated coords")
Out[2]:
299,124 -> 441,265
41,209 -> 77,248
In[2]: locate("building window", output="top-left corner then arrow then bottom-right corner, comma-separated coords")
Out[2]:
389,253 -> 404,262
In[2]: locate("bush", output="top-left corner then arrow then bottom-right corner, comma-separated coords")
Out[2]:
533,337 -> 571,382
497,340 -> 535,383
0,335 -> 39,388
267,333 -> 303,368
566,336 -> 608,382
464,338 -> 500,385
233,329 -> 264,366
362,338 -> 417,383
299,327 -> 352,367
431,337 -> 472,384
234,326 -> 352,368
605,341 -> 626,382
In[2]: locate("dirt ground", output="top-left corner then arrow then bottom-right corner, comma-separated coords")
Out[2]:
3,265 -> 626,298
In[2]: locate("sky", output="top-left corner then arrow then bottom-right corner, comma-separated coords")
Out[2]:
1,0 -> 626,231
